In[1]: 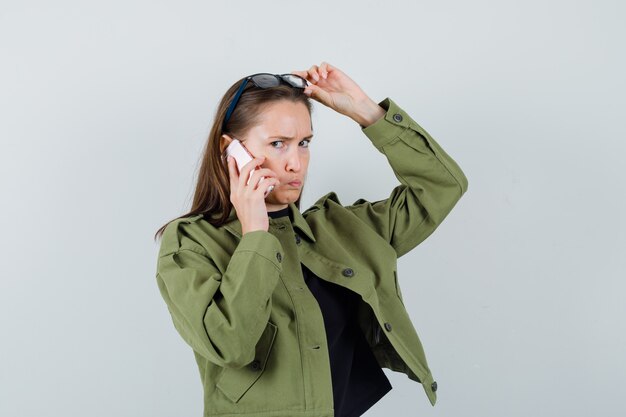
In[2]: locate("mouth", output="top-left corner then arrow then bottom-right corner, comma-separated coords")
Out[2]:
287,180 -> 302,187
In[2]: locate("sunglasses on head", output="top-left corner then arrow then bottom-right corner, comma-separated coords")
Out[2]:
222,73 -> 309,132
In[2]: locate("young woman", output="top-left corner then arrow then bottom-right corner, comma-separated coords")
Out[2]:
154,62 -> 468,417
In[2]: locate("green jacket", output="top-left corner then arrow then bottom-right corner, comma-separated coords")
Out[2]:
155,97 -> 468,417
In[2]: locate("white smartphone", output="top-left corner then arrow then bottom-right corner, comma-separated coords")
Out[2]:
224,139 -> 274,197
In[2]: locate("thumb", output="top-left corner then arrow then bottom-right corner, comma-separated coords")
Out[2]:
304,84 -> 332,106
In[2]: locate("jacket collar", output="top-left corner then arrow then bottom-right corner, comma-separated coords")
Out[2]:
221,202 -> 316,243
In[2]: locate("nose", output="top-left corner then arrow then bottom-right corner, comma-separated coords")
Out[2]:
285,146 -> 301,172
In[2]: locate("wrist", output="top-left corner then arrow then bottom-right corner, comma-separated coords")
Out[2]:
242,226 -> 268,235
352,98 -> 385,128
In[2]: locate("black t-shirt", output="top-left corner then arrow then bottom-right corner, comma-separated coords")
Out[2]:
268,206 -> 392,417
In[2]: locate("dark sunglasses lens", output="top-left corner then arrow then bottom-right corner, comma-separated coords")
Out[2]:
281,74 -> 307,88
251,74 -> 280,88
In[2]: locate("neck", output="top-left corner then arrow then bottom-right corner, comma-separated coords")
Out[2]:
266,203 -> 289,212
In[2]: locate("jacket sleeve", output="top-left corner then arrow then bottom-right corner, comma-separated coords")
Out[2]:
346,97 -> 468,258
156,229 -> 283,369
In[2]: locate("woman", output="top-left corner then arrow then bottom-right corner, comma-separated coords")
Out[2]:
154,62 -> 468,417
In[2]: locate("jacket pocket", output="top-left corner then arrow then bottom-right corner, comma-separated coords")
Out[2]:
216,321 -> 278,403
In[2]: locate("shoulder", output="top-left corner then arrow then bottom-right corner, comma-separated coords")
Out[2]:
158,214 -> 231,258
303,191 -> 341,215
302,190 -> 376,218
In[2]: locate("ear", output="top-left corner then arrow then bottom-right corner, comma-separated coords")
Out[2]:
220,134 -> 234,155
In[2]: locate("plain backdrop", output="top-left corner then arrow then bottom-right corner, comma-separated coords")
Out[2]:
1,1 -> 624,416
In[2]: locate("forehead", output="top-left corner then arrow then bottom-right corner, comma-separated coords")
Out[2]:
251,100 -> 312,137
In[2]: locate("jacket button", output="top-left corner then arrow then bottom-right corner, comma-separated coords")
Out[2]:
392,113 -> 403,122
431,381 -> 438,392
250,359 -> 261,370
384,322 -> 392,331
342,268 -> 354,277
276,252 -> 282,262
295,234 -> 301,244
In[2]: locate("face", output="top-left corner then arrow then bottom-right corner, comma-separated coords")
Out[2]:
221,100 -> 313,211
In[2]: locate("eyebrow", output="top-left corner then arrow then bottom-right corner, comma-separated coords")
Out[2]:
267,134 -> 314,141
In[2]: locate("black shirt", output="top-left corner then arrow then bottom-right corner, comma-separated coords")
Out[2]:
268,206 -> 392,417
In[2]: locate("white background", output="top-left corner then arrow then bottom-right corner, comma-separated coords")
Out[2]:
1,1 -> 624,416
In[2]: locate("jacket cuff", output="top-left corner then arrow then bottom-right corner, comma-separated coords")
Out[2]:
233,230 -> 284,272
361,97 -> 413,151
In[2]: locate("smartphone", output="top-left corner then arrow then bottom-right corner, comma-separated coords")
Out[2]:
224,139 -> 274,197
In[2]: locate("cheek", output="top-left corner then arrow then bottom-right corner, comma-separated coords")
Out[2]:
250,146 -> 267,159
260,158 -> 279,172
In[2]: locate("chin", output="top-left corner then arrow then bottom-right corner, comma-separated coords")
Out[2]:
267,192 -> 301,205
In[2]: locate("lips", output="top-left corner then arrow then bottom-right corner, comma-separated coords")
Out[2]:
288,180 -> 302,186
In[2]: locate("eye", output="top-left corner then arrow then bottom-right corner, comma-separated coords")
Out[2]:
270,139 -> 311,149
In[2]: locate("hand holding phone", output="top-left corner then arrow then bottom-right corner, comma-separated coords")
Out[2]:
224,139 -> 274,197
224,139 -> 278,234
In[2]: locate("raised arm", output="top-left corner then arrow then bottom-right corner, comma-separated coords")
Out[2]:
292,62 -> 468,257
347,97 -> 468,257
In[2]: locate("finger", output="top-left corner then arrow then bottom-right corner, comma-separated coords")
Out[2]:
322,61 -> 337,72
251,167 -> 278,178
247,167 -> 278,189
319,62 -> 329,79
304,83 -> 332,105
257,177 -> 280,196
291,70 -> 308,79
293,67 -> 319,84
308,65 -> 320,83
239,156 -> 265,184
243,158 -> 277,191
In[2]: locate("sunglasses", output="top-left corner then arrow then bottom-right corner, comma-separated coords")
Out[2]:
222,73 -> 309,132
